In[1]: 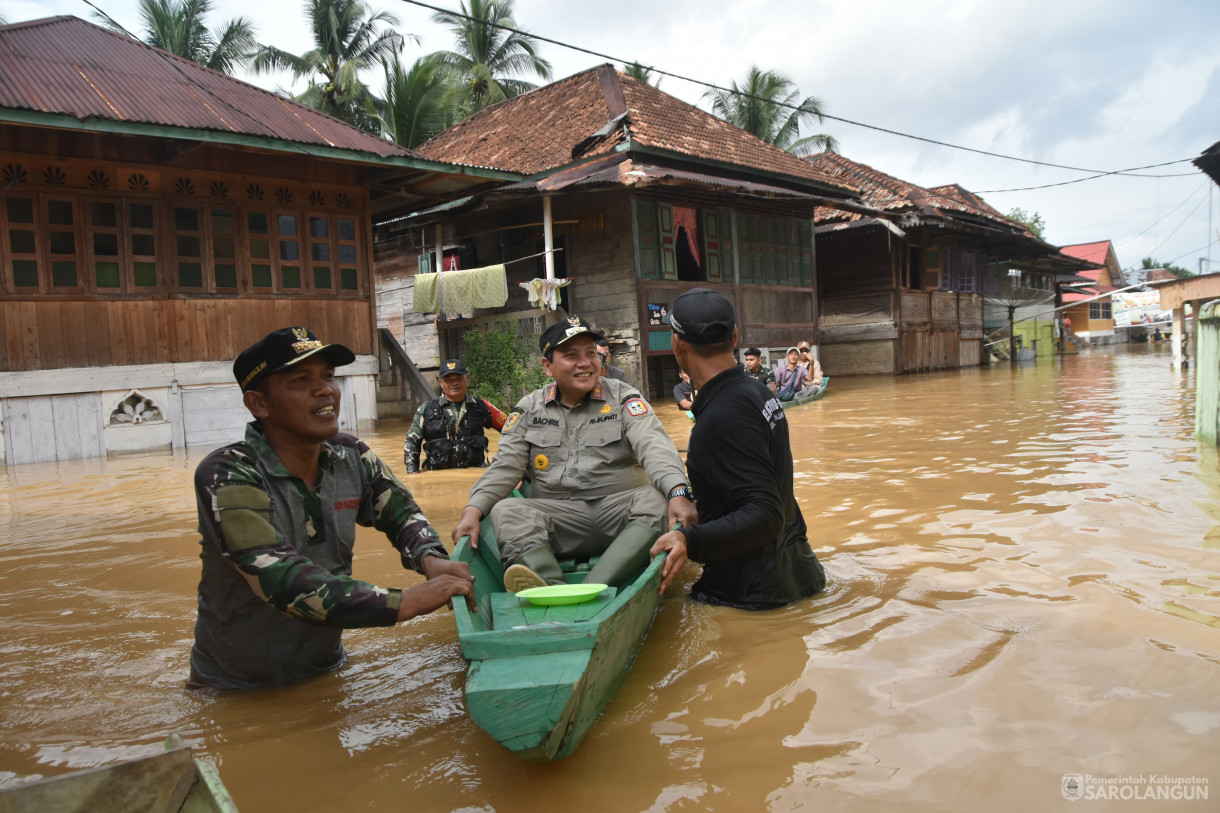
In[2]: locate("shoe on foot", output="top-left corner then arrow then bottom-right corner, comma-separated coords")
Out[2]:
504,563 -> 548,593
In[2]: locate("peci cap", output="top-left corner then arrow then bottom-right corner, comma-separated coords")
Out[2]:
744,347 -> 762,357
670,288 -> 736,345
797,341 -> 811,351
438,358 -> 469,378
234,326 -> 356,393
539,316 -> 604,355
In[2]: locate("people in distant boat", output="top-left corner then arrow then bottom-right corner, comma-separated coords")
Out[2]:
673,369 -> 694,410
796,342 -> 824,395
742,347 -> 776,392
773,347 -> 808,401
596,339 -> 629,382
188,327 -> 475,693
451,316 -> 698,592
651,290 -> 826,609
403,358 -> 507,473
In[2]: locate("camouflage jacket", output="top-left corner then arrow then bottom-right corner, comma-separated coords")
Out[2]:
746,364 -> 776,387
189,421 -> 447,691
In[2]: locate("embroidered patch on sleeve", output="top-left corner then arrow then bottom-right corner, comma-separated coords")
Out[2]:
505,410 -> 524,432
624,398 -> 649,417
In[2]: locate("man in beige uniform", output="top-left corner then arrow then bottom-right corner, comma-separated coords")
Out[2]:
452,317 -> 698,591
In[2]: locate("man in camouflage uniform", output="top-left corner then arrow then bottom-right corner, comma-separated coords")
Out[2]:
452,317 -> 699,591
403,358 -> 507,473
743,347 -> 776,392
188,326 -> 475,693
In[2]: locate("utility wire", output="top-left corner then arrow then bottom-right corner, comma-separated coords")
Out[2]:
1116,180 -> 1210,248
399,0 -> 1196,180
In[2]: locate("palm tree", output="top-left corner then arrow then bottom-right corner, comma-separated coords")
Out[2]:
251,0 -> 406,129
377,53 -> 461,148
428,0 -> 551,114
623,61 -> 661,88
703,66 -> 839,155
92,0 -> 257,75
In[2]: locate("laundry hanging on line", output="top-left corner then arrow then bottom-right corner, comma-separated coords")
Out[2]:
412,264 -> 508,314
519,278 -> 571,311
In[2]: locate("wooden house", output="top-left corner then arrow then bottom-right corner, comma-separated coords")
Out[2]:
806,153 -> 1097,370
375,65 -> 866,400
0,16 -> 510,464
1059,241 -> 1127,345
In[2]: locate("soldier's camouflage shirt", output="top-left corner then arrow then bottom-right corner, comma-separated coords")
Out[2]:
189,421 -> 447,691
746,364 -> 776,387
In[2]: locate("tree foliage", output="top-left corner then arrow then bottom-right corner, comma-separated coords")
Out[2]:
703,66 -> 838,155
93,0 -> 258,75
377,53 -> 461,148
251,0 -> 406,129
428,0 -> 551,115
1006,207 -> 1046,239
623,61 -> 661,88
1139,257 -> 1193,279
462,324 -> 548,411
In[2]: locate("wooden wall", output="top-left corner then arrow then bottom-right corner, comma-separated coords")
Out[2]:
0,298 -> 371,372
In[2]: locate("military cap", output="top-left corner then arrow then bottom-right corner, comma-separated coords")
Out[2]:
539,316 -> 604,355
438,358 -> 469,378
234,326 -> 355,393
670,288 -> 736,345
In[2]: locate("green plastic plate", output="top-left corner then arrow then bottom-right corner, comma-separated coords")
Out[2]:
515,584 -> 609,606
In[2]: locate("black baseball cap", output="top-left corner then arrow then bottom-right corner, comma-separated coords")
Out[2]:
744,347 -> 762,357
539,316 -> 604,355
670,288 -> 736,345
234,326 -> 356,392
438,358 -> 469,378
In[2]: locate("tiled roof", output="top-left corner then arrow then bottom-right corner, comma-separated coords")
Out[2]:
807,152 -> 1020,232
416,64 -> 856,196
0,15 -> 414,159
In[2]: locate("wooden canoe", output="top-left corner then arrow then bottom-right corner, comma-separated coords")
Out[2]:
781,376 -> 830,410
451,513 -> 665,762
0,735 -> 238,813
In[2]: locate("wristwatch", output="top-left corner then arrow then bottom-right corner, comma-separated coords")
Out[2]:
667,484 -> 694,501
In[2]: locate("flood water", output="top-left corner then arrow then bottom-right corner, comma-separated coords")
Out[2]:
1,345 -> 1217,812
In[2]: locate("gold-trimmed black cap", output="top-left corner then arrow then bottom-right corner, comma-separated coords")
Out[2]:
233,326 -> 356,392
439,358 -> 469,377
539,316 -> 604,355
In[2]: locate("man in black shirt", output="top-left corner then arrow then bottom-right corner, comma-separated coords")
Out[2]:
651,288 -> 826,609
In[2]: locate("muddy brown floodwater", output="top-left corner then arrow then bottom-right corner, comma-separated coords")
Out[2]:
1,344 -> 1217,812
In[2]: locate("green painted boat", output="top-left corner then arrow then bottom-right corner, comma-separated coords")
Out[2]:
0,735 -> 238,813
781,376 -> 830,410
451,510 -> 665,761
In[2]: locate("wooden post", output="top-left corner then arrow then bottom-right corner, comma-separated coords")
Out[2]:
543,196 -> 555,281
1172,305 -> 1186,367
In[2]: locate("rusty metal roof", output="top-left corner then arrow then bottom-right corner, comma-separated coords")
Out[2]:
0,15 -> 412,159
417,64 -> 859,199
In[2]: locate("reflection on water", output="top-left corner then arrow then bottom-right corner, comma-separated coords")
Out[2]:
1,346 -> 1217,811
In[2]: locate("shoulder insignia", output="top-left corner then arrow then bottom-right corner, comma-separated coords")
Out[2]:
624,398 -> 649,417
592,381 -> 603,400
505,410 -> 524,432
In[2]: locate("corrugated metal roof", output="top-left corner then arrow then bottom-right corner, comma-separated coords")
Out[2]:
0,15 -> 414,160
416,64 -> 859,198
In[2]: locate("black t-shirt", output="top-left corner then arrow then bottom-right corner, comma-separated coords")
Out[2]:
682,365 -> 825,609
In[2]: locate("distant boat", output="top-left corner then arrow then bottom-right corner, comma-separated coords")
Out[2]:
781,376 -> 830,410
450,503 -> 665,761
0,735 -> 238,812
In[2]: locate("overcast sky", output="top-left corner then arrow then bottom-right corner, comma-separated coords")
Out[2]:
14,0 -> 1220,275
